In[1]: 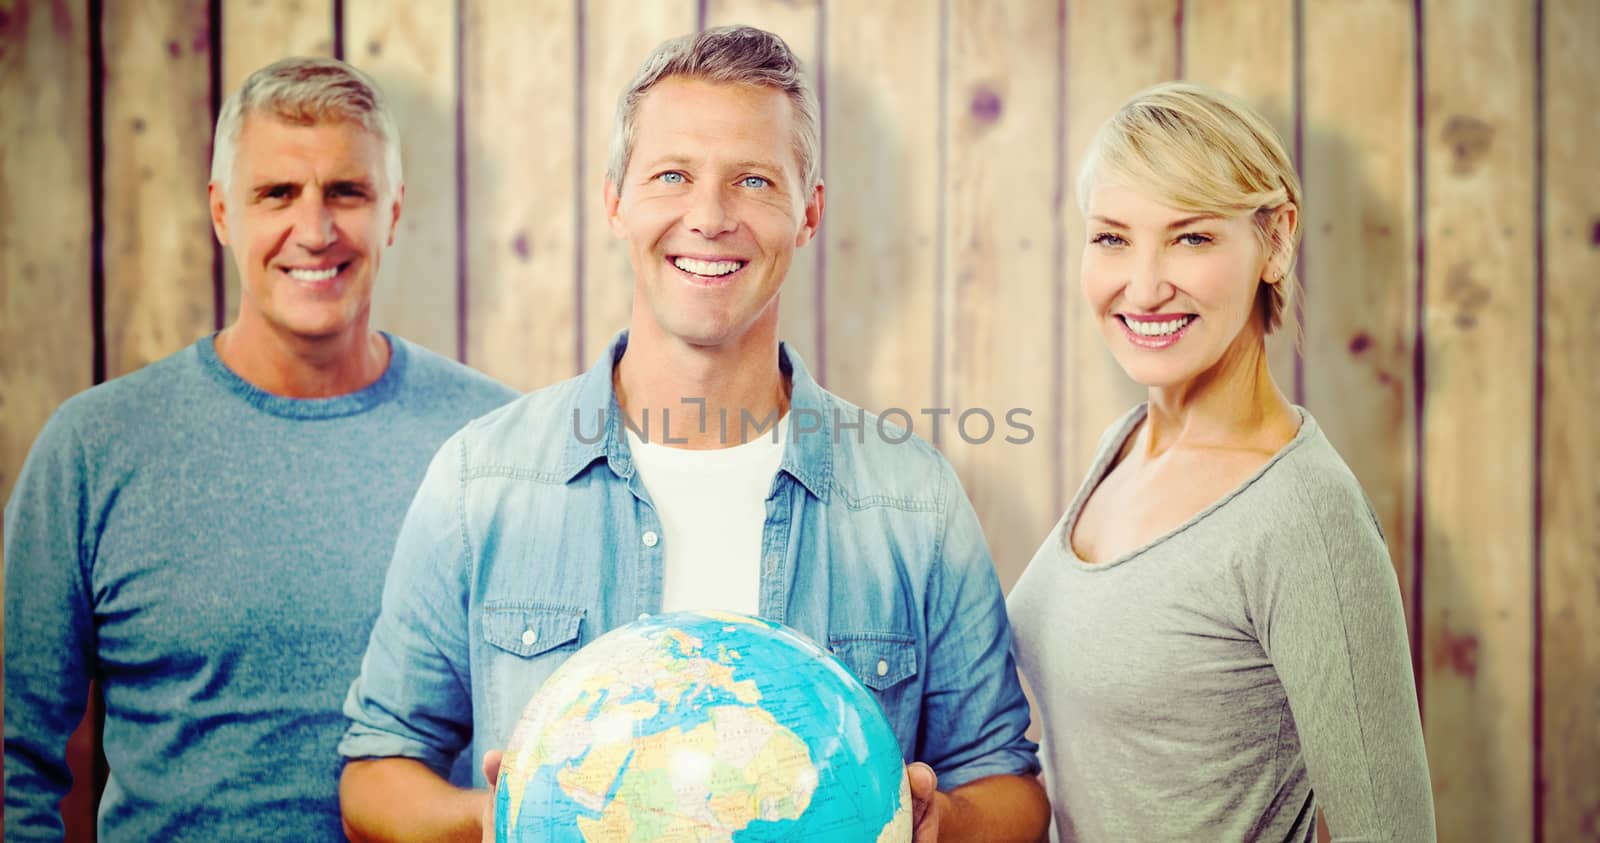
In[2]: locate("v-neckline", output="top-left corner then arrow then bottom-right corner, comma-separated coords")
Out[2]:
1057,404 -> 1313,571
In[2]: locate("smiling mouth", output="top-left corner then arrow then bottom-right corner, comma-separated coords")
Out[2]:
670,255 -> 747,281
1118,314 -> 1196,337
281,262 -> 351,285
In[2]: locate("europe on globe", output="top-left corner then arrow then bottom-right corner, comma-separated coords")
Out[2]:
494,610 -> 912,842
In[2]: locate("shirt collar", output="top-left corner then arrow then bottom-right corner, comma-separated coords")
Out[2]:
559,330 -> 832,502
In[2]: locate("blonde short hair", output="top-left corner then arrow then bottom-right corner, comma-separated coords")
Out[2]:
606,25 -> 820,193
1078,81 -> 1302,334
210,57 -> 402,194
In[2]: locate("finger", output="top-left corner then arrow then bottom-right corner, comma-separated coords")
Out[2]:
483,749 -> 505,788
907,762 -> 937,799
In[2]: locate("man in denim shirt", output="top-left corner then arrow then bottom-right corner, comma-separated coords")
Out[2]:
339,26 -> 1047,843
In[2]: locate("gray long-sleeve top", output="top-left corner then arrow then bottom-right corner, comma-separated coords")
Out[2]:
1008,405 -> 1435,842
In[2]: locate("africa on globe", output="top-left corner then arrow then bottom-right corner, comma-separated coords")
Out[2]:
494,610 -> 912,842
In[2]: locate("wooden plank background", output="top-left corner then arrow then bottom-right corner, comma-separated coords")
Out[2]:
1,1 -> 1595,840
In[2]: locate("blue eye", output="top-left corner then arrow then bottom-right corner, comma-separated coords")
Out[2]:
1177,232 -> 1213,246
657,172 -> 685,185
1090,232 -> 1127,247
740,176 -> 770,189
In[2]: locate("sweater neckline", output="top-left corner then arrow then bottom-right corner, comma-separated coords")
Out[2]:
195,332 -> 407,420
1055,404 -> 1315,572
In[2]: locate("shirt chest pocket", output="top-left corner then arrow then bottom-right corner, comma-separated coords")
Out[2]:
829,632 -> 919,738
481,603 -> 585,738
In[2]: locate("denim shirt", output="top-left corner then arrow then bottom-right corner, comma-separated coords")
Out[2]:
340,333 -> 1040,790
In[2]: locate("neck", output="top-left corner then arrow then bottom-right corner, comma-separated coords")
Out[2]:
215,310 -> 389,398
615,316 -> 788,450
1141,325 -> 1295,457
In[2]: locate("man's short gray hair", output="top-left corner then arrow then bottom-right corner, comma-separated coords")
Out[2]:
210,57 -> 402,193
606,25 -> 820,193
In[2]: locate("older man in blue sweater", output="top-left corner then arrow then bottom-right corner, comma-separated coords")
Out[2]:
3,57 -> 514,841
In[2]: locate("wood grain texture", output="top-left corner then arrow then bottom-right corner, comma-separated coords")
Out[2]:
462,0 -> 578,390
1181,0 -> 1298,399
1061,0 -> 1178,486
218,0 -> 336,327
1301,0 -> 1418,634
102,0 -> 217,377
1540,0 -> 1600,836
343,0 -> 457,357
703,0 -> 821,370
0,0 -> 94,535
942,0 -> 1059,589
821,0 -> 940,414
1421,1 -> 1537,840
580,0 -> 697,365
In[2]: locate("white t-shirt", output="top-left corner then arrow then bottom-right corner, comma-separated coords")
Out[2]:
626,418 -> 786,616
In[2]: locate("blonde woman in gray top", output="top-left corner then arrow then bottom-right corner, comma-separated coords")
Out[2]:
1007,82 -> 1435,842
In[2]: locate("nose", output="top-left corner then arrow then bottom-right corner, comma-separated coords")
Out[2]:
1123,249 -> 1173,310
683,183 -> 736,238
291,192 -> 337,250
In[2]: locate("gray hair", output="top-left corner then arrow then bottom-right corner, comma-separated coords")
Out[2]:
210,56 -> 402,194
606,25 -> 820,193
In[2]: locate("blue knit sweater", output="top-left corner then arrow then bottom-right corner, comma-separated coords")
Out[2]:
4,334 -> 517,841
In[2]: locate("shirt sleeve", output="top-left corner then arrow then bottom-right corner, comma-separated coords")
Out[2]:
918,459 -> 1042,791
4,407 -> 96,842
339,433 -> 476,777
1249,466 -> 1437,842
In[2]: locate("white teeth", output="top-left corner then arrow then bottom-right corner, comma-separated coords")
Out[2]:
672,257 -> 743,277
287,266 -> 339,282
1124,316 -> 1194,337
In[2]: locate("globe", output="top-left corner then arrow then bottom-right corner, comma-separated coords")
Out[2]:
494,609 -> 912,842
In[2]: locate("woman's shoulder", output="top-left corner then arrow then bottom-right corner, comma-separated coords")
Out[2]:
1255,409 -> 1387,544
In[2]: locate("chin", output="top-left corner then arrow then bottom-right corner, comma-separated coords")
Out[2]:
1110,357 -> 1195,391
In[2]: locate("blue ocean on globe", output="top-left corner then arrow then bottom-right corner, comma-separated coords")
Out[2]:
494,610 -> 911,842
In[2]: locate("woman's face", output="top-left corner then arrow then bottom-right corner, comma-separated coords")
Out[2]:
1080,182 -> 1290,392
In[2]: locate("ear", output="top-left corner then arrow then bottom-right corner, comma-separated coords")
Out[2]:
209,182 -> 230,246
1264,202 -> 1298,282
604,178 -> 626,238
794,182 -> 825,249
386,183 -> 406,247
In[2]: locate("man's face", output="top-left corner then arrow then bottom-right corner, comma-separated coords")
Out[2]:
606,77 -> 822,350
210,114 -> 402,343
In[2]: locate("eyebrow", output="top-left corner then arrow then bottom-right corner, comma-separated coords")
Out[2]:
640,156 -> 785,174
249,178 -> 375,197
1089,213 -> 1224,230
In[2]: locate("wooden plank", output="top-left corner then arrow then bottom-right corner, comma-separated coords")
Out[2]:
0,0 -> 94,534
0,1 -> 98,839
218,0 -> 336,327
1299,8 -> 1418,840
704,0 -> 820,370
1300,0 -> 1418,647
580,0 -> 697,365
343,0 -> 457,357
821,0 -> 940,413
1540,0 -> 1600,836
1181,0 -> 1298,399
102,0 -> 217,377
1061,0 -> 1178,489
1420,1 -> 1537,840
941,0 -> 1059,588
461,0 -> 578,390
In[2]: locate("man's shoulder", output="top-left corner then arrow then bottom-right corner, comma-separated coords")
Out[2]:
389,336 -> 519,411
812,389 -> 956,513
448,372 -> 589,472
51,345 -> 201,436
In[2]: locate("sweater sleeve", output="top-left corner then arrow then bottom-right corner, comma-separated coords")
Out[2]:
339,432 -> 476,776
1246,462 -> 1436,842
4,406 -> 97,842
